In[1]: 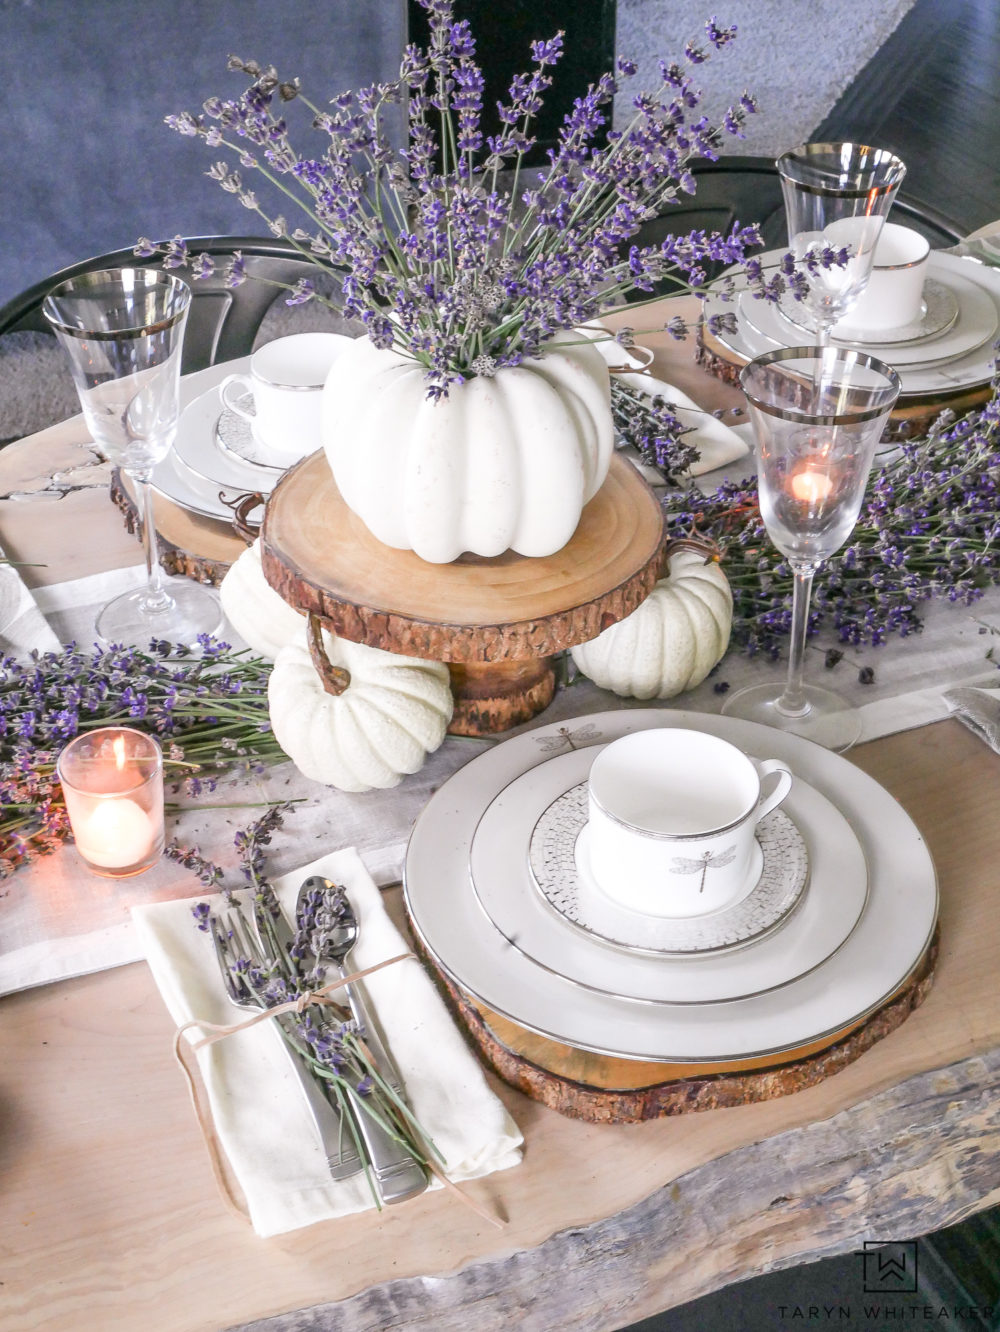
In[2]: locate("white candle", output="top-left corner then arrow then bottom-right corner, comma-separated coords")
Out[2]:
73,797 -> 156,870
789,467 -> 834,503
57,727 -> 164,878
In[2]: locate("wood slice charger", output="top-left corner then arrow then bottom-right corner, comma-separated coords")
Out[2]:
260,450 -> 667,735
415,929 -> 938,1123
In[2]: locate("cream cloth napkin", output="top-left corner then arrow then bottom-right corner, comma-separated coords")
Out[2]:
131,847 -> 523,1238
943,686 -> 1000,752
590,336 -> 750,476
0,549 -> 60,656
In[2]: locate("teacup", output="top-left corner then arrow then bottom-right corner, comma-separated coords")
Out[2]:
219,332 -> 351,464
834,222 -> 930,335
586,729 -> 792,917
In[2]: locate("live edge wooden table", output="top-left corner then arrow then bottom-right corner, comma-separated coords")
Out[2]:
4,322 -> 1000,1332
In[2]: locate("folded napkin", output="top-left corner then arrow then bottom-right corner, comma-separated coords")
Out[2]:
0,548 -> 60,657
943,686 -> 1000,753
132,847 -> 523,1237
590,336 -> 749,476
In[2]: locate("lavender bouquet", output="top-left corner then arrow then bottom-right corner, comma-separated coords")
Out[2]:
149,3 -> 778,398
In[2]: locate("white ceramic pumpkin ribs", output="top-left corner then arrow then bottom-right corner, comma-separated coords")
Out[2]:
570,544 -> 734,700
322,332 -> 615,564
268,617 -> 454,793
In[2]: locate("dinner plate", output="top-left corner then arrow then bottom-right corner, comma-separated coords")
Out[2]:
531,784 -> 810,956
149,448 -> 247,522
705,250 -> 1000,400
469,749 -> 866,1004
404,709 -> 938,1062
737,264 -> 996,369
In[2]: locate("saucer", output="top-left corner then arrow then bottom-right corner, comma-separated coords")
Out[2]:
468,746 -> 868,1006
172,388 -> 285,495
527,781 -> 808,956
215,392 -> 290,476
775,278 -> 959,347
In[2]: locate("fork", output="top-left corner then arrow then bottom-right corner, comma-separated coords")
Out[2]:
210,909 -> 362,1181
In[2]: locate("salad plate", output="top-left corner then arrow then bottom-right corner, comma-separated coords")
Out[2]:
404,708 -> 937,1062
173,387 -> 285,493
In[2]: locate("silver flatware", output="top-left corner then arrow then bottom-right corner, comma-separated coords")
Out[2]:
296,875 -> 428,1205
210,908 -> 362,1181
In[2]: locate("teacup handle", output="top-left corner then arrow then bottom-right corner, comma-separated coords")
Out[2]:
753,759 -> 793,823
219,374 -> 256,422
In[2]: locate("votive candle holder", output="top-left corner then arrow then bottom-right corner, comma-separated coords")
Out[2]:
57,727 -> 165,877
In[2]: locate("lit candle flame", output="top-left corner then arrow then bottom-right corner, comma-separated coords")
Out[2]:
113,736 -> 126,771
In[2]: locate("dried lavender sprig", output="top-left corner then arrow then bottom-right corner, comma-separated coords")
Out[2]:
191,809 -> 441,1206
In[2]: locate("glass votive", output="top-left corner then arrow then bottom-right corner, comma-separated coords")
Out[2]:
57,727 -> 165,877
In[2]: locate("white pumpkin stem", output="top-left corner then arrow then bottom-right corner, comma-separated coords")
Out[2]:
307,614 -> 352,696
662,535 -> 721,570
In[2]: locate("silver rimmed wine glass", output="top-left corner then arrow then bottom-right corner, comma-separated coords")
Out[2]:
777,142 -> 907,347
43,268 -> 222,646
721,346 -> 901,752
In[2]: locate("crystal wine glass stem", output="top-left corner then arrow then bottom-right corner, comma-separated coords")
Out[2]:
133,470 -> 173,615
775,562 -> 818,718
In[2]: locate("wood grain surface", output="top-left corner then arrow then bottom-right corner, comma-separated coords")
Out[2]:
259,450 -> 666,661
3,721 -> 1000,1332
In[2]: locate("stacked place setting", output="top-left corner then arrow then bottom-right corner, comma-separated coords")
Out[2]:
704,234 -> 1000,405
149,331 -> 352,522
403,705 -> 938,1073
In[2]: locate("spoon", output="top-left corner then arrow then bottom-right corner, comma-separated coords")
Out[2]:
297,875 -> 427,1206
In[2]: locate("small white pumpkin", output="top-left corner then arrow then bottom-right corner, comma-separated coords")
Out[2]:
322,330 -> 614,563
570,545 -> 733,699
220,539 -> 306,660
268,617 -> 454,792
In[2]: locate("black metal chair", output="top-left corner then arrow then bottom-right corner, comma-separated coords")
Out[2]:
620,154 -> 967,300
0,235 -> 328,375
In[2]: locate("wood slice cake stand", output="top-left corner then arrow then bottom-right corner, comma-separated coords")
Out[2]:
416,930 -> 938,1124
259,451 -> 667,735
696,324 -> 993,441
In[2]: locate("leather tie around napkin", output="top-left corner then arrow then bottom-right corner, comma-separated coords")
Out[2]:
132,847 -> 523,1237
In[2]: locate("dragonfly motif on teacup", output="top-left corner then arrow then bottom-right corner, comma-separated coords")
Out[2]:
670,845 -> 737,893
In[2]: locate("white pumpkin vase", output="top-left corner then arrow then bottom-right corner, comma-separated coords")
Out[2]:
322,331 -> 614,563
268,616 -> 454,793
570,544 -> 733,699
